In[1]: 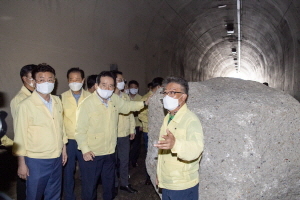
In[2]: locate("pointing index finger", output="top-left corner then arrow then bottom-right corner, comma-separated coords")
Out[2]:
166,129 -> 172,135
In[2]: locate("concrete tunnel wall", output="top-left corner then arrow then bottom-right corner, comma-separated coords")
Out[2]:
144,0 -> 300,96
1,0 -> 300,139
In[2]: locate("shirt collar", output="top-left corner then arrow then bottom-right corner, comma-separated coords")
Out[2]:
168,103 -> 188,124
96,93 -> 111,106
117,91 -> 123,98
70,88 -> 82,95
37,93 -> 52,104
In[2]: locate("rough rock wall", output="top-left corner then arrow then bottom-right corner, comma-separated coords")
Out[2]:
146,77 -> 300,200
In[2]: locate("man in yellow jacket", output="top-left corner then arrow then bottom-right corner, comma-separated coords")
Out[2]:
75,71 -> 147,200
139,77 -> 163,185
139,77 -> 164,150
13,63 -> 68,200
128,80 -> 143,168
61,67 -> 90,200
87,74 -> 98,93
112,71 -> 137,196
10,64 -> 36,119
10,64 -> 36,200
155,77 -> 204,200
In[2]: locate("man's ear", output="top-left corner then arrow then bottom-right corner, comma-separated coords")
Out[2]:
21,76 -> 26,83
182,94 -> 188,102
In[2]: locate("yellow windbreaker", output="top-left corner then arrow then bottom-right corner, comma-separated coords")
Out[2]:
1,135 -> 13,146
10,85 -> 32,120
13,91 -> 67,159
117,93 -> 135,137
129,93 -> 142,127
138,91 -> 152,132
75,92 -> 144,156
157,104 -> 204,190
8,85 -> 32,146
61,89 -> 90,139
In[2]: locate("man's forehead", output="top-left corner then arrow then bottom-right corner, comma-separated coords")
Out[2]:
116,74 -> 123,79
100,76 -> 114,83
69,72 -> 82,78
36,72 -> 54,78
165,82 -> 181,90
129,84 -> 138,88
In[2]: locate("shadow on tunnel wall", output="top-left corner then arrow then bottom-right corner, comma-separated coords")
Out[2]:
0,108 -> 16,195
0,146 -> 17,194
53,79 -> 59,95
0,92 -> 7,108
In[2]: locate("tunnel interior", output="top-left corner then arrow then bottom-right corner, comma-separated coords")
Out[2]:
1,1 -> 300,198
1,0 -> 300,138
144,0 -> 300,99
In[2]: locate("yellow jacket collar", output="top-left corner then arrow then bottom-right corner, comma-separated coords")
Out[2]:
31,90 -> 58,106
66,89 -> 84,105
169,103 -> 188,124
130,93 -> 141,100
66,88 -> 84,96
21,85 -> 32,96
92,91 -> 113,106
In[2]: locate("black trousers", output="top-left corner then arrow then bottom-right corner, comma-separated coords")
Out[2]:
129,126 -> 142,166
79,153 -> 115,200
16,177 -> 26,200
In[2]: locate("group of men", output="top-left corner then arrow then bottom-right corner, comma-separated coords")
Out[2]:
10,63 -> 204,200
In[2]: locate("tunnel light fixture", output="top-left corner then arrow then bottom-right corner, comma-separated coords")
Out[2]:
218,5 -> 227,8
226,23 -> 234,34
232,48 -> 237,54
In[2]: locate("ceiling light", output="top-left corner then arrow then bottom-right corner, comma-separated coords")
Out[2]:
232,48 -> 237,54
227,23 -> 234,34
218,5 -> 227,8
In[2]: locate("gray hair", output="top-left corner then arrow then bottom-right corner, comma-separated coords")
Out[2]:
164,77 -> 189,95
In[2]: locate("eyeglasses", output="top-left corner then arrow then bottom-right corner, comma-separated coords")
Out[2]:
116,78 -> 124,83
161,91 -> 183,96
35,79 -> 55,84
100,83 -> 115,90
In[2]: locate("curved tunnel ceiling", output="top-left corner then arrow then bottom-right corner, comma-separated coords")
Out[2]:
145,0 -> 300,95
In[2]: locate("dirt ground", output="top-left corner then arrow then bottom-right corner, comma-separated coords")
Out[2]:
0,146 -> 160,200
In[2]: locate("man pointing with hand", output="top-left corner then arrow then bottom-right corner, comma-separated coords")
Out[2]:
155,77 -> 204,200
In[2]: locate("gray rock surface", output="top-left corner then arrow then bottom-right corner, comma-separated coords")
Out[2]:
146,77 -> 300,200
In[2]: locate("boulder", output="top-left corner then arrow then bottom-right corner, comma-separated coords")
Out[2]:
146,77 -> 300,200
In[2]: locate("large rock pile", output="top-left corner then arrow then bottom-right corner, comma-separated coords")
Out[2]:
146,77 -> 300,200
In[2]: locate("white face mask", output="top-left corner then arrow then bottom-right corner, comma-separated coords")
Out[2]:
97,88 -> 113,99
129,88 -> 138,95
117,81 -> 125,90
36,82 -> 55,94
28,82 -> 35,88
163,95 -> 182,111
69,82 -> 83,92
25,78 -> 35,88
